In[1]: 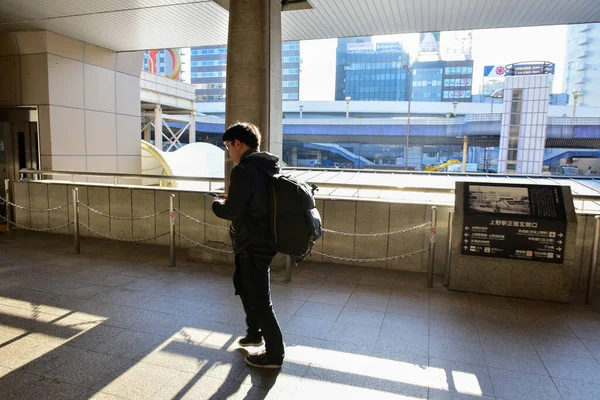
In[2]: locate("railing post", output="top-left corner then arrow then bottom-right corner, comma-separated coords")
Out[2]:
427,206 -> 438,288
169,194 -> 176,267
285,256 -> 292,282
444,211 -> 454,286
586,215 -> 600,304
72,188 -> 80,254
4,179 -> 10,232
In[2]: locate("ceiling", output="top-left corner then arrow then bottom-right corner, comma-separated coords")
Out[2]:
1,0 -> 600,51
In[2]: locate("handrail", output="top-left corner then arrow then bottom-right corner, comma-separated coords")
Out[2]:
17,168 -> 600,201
19,169 -> 223,183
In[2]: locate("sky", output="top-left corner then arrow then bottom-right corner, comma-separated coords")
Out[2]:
299,25 -> 568,101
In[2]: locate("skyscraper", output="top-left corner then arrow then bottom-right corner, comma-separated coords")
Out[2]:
190,41 -> 301,102
335,37 -> 411,101
564,23 -> 600,106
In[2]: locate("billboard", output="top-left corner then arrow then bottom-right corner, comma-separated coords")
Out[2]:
419,32 -> 441,53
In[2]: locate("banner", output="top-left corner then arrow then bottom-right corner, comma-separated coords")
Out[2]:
484,65 -> 506,77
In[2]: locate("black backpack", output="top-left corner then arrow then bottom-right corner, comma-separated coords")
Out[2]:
268,174 -> 322,262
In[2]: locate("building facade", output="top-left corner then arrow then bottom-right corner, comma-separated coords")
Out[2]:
564,23 -> 600,107
412,60 -> 474,102
335,37 -> 411,101
189,41 -> 300,102
498,70 -> 552,174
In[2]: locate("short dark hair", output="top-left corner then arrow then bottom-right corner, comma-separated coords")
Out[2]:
222,122 -> 261,149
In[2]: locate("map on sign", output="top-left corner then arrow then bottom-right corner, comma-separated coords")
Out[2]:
462,183 -> 568,264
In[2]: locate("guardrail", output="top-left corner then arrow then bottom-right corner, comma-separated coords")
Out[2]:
1,183 -> 439,287
19,169 -> 223,190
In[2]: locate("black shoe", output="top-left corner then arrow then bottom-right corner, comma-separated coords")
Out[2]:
245,352 -> 283,369
238,335 -> 264,347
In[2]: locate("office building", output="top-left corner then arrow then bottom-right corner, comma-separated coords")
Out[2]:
412,60 -> 474,102
564,23 -> 600,106
335,37 -> 411,101
190,41 -> 300,102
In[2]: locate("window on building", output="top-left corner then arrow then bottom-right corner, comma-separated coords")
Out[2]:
282,43 -> 300,51
191,71 -> 227,78
191,48 -> 227,55
507,89 -> 523,172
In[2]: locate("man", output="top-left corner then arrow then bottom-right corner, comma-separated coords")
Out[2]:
212,122 -> 285,369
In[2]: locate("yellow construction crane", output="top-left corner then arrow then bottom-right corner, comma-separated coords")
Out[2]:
425,159 -> 461,172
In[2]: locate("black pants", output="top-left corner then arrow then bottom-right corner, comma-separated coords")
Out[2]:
233,251 -> 284,361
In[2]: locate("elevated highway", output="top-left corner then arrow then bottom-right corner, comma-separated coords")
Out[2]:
190,114 -> 600,148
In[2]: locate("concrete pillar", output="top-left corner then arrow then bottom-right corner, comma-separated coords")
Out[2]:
225,0 -> 283,186
154,105 -> 162,151
143,117 -> 151,142
291,146 -> 297,167
189,111 -> 196,143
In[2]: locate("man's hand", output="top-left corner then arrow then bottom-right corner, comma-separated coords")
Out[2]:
213,193 -> 228,202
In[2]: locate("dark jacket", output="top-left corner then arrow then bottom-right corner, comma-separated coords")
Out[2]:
212,149 -> 280,254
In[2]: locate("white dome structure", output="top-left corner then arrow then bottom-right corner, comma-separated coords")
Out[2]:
141,140 -> 224,190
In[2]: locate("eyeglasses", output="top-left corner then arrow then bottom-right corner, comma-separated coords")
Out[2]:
223,141 -> 232,151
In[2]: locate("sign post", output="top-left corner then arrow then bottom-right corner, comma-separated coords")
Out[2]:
462,183 -> 567,263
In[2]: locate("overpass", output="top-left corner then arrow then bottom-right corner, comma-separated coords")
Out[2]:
188,114 -> 600,148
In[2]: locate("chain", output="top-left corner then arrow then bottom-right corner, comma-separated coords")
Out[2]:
79,222 -> 170,242
0,196 -> 72,212
0,214 -> 73,232
177,232 -> 234,254
77,202 -> 168,220
175,209 -> 229,230
311,248 -> 428,263
322,221 -> 431,237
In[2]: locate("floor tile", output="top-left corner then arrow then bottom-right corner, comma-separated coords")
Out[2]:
93,329 -> 167,361
93,361 -> 181,399
282,316 -> 334,340
553,377 -> 600,400
569,321 -> 600,341
581,338 -> 600,361
376,328 -> 429,357
428,358 -> 494,396
307,290 -> 351,306
345,293 -> 390,312
45,350 -> 133,389
428,389 -> 495,400
326,321 -> 381,348
539,353 -> 600,383
430,318 -> 479,343
382,313 -> 429,337
337,306 -> 385,327
482,344 -> 547,375
294,302 -> 343,321
429,337 -> 485,366
531,335 -> 593,359
488,367 -> 561,400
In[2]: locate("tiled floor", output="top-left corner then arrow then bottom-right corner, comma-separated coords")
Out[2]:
1,232 -> 600,399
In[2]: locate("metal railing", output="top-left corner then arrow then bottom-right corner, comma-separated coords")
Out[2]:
19,169 -> 223,191
1,182 -> 438,286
